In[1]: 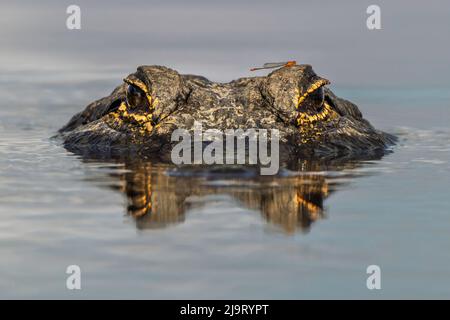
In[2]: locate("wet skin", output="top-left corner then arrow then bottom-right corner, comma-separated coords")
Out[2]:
59,64 -> 395,162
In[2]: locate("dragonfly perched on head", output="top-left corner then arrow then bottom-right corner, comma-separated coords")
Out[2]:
250,60 -> 297,71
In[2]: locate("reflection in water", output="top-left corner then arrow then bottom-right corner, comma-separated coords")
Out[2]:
83,157 -> 380,234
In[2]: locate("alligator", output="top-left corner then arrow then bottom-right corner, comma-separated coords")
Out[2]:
59,64 -> 395,162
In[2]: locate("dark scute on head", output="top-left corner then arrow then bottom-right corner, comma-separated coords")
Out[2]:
182,74 -> 212,86
259,64 -> 329,124
132,65 -> 188,121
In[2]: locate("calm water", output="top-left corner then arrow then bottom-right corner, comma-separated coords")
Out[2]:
0,72 -> 449,299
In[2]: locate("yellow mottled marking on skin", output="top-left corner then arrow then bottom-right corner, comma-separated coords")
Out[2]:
297,101 -> 333,126
295,78 -> 330,109
118,103 -> 127,112
150,97 -> 159,110
293,88 -> 300,106
108,101 -> 154,135
144,122 -> 153,132
296,101 -> 336,144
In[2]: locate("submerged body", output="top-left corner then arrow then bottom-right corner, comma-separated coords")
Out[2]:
59,64 -> 395,162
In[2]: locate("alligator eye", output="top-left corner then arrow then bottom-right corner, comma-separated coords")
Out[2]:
126,85 -> 146,109
301,87 -> 324,111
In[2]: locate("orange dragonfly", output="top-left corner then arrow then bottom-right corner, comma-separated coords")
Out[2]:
250,60 -> 296,71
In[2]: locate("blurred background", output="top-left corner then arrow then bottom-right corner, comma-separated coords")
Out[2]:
1,0 -> 449,85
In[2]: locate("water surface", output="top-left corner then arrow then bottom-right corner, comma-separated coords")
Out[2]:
1,73 -> 449,299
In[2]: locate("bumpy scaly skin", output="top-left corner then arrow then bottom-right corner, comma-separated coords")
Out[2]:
59,65 -> 395,161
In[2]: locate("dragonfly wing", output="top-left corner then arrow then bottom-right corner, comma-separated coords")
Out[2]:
262,62 -> 287,68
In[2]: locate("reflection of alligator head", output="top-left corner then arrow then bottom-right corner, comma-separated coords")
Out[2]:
59,65 -> 395,161
101,158 -> 375,234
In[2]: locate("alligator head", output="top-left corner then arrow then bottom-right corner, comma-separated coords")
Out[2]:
59,64 -> 395,162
